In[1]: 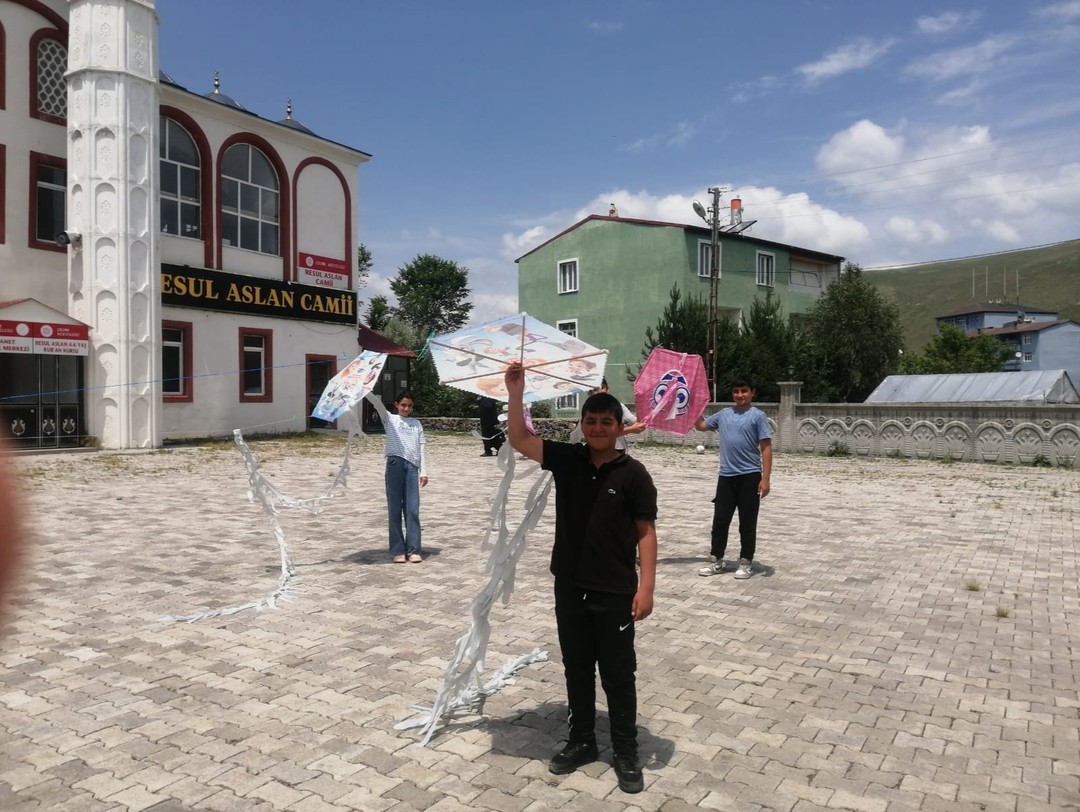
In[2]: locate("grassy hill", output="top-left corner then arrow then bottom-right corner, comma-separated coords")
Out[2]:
865,239 -> 1080,351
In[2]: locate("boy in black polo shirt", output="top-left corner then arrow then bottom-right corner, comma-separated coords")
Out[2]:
504,361 -> 658,794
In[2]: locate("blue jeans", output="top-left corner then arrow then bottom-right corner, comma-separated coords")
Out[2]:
385,456 -> 421,556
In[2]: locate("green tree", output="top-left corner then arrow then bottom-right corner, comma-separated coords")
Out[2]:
380,316 -> 474,418
390,254 -> 472,335
737,294 -> 793,401
803,262 -> 905,402
640,285 -> 709,358
898,323 -> 1012,374
631,285 -> 708,382
364,295 -> 391,331
356,243 -> 373,293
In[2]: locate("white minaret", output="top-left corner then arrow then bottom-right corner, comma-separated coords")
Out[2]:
66,0 -> 161,449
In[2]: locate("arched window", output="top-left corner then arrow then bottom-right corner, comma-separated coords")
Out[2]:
221,143 -> 279,255
159,117 -> 201,238
33,31 -> 66,122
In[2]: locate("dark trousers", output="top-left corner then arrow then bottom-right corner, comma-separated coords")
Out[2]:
710,472 -> 762,562
553,580 -> 638,756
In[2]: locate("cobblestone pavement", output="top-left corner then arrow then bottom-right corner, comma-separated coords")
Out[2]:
2,433 -> 1079,812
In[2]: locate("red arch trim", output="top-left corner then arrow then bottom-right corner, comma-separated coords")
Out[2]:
1,21 -> 7,111
28,27 -> 65,125
159,106 -> 215,268
6,0 -> 68,34
215,133 -> 291,278
292,157 -> 353,288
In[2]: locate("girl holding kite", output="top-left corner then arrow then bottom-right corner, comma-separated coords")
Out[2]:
365,390 -> 428,563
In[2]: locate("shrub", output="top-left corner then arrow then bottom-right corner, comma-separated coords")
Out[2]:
826,439 -> 850,457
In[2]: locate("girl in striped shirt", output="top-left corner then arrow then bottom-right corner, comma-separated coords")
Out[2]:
365,390 -> 428,563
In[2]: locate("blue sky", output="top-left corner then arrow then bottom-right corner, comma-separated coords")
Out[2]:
158,1 -> 1080,323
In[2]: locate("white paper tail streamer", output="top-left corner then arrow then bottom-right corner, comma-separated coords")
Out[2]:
397,443 -> 553,744
160,422 -> 365,623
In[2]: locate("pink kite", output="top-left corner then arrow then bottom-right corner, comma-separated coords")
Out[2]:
633,347 -> 709,435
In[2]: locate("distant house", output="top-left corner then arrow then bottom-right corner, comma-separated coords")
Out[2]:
516,213 -> 844,408
934,303 -> 1080,385
936,302 -> 1058,333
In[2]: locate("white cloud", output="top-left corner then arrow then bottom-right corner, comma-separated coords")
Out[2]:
973,218 -> 1022,243
916,11 -> 980,35
903,35 -> 1015,81
470,291 -> 518,320
667,121 -> 697,148
728,75 -> 783,103
585,19 -> 622,33
885,216 -> 950,244
796,37 -> 894,84
816,120 -> 905,176
1036,1 -> 1080,21
500,225 -> 551,262
623,121 -> 699,153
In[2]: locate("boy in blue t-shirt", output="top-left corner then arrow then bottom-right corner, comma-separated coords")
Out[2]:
694,379 -> 772,579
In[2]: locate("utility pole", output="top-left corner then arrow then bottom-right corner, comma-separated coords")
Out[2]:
693,186 -> 728,401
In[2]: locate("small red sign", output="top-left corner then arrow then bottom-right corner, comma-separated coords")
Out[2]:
298,252 -> 349,275
0,319 -> 89,355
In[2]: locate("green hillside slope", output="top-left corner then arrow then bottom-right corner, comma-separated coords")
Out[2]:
865,239 -> 1080,351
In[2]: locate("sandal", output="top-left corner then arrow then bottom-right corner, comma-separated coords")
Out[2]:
393,555 -> 407,563
408,554 -> 423,563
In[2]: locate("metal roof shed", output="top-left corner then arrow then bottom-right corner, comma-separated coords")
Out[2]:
865,371 -> 1080,404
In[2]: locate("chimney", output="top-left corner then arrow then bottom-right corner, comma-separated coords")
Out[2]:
608,203 -> 619,218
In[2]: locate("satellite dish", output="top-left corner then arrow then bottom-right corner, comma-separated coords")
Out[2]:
692,201 -> 707,220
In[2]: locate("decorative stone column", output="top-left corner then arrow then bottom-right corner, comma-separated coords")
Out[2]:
777,380 -> 802,453
66,0 -> 161,449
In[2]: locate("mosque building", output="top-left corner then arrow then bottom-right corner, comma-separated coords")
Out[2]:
0,0 -> 370,449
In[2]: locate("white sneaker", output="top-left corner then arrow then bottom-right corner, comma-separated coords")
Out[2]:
697,557 -> 726,576
734,559 -> 753,579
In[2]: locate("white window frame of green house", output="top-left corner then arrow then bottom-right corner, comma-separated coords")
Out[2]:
555,319 -> 579,410
756,251 -> 775,288
558,258 -> 579,294
697,240 -> 720,279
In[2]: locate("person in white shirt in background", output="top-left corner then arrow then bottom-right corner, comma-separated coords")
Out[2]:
569,379 -> 645,451
365,390 -> 428,563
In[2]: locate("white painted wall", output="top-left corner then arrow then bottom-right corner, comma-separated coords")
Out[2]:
0,0 -> 69,310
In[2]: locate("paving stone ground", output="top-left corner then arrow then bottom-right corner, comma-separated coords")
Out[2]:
2,432 -> 1079,812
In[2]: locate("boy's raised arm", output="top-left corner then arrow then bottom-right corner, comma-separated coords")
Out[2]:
504,362 -> 544,463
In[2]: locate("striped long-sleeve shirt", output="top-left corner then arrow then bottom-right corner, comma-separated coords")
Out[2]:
365,393 -> 427,476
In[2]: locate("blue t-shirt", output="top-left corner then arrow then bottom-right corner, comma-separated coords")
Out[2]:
703,406 -> 771,476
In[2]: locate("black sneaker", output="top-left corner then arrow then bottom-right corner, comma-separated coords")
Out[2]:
612,752 -> 643,793
548,740 -> 599,775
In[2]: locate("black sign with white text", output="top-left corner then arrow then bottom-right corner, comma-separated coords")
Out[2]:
161,264 -> 356,325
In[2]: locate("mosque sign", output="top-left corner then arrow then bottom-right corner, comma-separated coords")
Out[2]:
297,252 -> 351,290
161,264 -> 356,325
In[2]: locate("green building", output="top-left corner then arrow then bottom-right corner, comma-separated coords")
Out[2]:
516,213 -> 844,409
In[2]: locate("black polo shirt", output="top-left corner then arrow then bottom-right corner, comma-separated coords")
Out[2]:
541,440 -> 658,595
